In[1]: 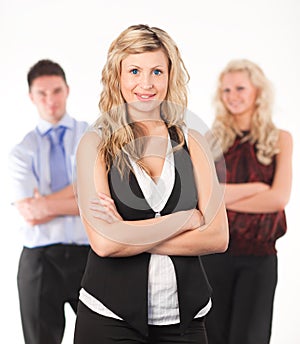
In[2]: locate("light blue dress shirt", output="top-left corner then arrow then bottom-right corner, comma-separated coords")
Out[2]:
9,114 -> 90,248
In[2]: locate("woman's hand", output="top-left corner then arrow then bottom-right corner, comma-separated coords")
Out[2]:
89,192 -> 123,224
189,208 -> 205,230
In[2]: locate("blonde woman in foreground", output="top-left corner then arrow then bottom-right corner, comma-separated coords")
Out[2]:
73,24 -> 228,343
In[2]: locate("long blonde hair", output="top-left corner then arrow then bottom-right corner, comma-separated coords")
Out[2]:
95,24 -> 190,175
212,59 -> 279,165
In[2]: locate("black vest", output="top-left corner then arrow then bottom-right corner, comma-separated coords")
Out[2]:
81,126 -> 212,336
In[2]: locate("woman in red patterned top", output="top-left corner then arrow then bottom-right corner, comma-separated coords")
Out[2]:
202,59 -> 293,344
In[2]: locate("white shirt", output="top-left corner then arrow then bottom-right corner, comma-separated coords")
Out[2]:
9,114 -> 90,248
80,129 -> 211,324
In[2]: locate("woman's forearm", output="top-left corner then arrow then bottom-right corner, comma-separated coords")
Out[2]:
223,182 -> 270,205
148,204 -> 228,256
226,188 -> 288,213
83,208 -> 203,257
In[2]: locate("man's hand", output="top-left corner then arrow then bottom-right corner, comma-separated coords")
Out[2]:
15,188 -> 55,226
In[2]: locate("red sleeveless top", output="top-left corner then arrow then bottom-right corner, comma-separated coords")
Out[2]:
215,134 -> 287,256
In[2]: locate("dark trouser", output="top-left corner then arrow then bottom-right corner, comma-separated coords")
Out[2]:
74,301 -> 208,344
17,244 -> 90,344
201,253 -> 278,344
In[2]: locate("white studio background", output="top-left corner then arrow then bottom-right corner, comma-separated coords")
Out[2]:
0,0 -> 299,343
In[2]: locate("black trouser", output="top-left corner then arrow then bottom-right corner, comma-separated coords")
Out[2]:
201,253 -> 278,344
17,244 -> 90,344
74,301 -> 208,344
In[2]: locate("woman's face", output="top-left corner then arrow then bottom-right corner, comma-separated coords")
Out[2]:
120,49 -> 169,120
221,71 -> 258,121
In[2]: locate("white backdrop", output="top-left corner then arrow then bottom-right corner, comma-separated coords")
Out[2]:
1,0 -> 299,343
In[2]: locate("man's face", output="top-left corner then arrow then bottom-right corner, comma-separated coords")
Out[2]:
29,75 -> 69,124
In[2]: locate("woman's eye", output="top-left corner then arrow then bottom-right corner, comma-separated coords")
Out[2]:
237,86 -> 245,91
130,69 -> 139,75
223,88 -> 230,93
153,69 -> 162,76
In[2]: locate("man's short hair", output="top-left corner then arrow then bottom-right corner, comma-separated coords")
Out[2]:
27,59 -> 67,89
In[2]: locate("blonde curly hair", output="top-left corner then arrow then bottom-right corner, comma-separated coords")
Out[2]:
94,24 -> 190,175
211,59 -> 279,165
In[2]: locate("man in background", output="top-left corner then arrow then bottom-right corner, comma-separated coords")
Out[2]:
9,59 -> 90,344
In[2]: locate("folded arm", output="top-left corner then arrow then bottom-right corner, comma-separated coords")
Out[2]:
14,184 -> 79,226
222,182 -> 270,205
76,129 -> 228,258
226,130 -> 293,213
